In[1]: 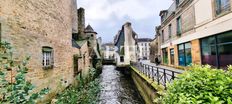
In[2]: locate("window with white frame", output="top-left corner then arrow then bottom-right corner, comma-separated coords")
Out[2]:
42,47 -> 53,69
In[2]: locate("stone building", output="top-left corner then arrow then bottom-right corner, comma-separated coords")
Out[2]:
102,43 -> 115,60
114,22 -> 138,66
150,26 -> 162,63
158,0 -> 232,69
137,38 -> 152,60
0,0 -> 91,98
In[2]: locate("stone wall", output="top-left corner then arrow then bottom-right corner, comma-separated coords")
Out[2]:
181,6 -> 195,34
150,39 -> 158,63
0,0 -> 81,96
191,39 -> 201,64
124,22 -> 137,63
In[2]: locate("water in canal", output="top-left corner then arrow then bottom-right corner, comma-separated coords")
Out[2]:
99,65 -> 145,104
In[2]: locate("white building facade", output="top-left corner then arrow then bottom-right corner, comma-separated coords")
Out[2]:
137,38 -> 152,60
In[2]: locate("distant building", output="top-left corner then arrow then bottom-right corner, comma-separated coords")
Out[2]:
114,22 -> 138,66
150,26 -> 162,63
102,43 -> 115,60
137,38 -> 152,60
158,0 -> 232,69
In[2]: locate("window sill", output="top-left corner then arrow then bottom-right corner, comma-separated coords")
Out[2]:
43,65 -> 54,70
214,10 -> 232,20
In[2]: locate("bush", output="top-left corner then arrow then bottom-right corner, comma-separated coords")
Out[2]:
56,68 -> 101,104
162,65 -> 232,104
0,41 -> 49,104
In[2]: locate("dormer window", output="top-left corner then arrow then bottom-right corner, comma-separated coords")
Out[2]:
161,15 -> 165,22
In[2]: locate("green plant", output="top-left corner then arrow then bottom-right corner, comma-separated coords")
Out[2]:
0,41 -> 49,104
162,65 -> 232,104
56,72 -> 101,104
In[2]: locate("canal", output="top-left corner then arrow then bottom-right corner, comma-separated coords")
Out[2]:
99,65 -> 145,104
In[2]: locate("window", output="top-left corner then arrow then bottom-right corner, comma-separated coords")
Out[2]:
170,48 -> 175,65
162,30 -> 164,43
91,34 -> 94,37
178,42 -> 192,66
176,0 -> 180,7
168,24 -> 172,39
177,16 -> 182,36
42,47 -> 54,69
201,37 -> 217,67
162,48 -> 168,64
215,0 -> 231,16
201,31 -> 232,69
161,15 -> 165,23
120,56 -> 124,62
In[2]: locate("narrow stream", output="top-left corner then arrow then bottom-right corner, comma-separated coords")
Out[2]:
99,65 -> 145,104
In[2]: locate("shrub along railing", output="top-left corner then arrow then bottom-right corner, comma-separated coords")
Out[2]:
130,62 -> 182,89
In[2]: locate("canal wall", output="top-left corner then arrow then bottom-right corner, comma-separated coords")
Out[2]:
130,66 -> 165,104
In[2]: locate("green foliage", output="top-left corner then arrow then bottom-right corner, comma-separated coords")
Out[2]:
162,65 -> 232,104
56,68 -> 101,104
0,41 -> 49,104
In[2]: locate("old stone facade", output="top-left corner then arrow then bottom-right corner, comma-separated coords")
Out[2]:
114,22 -> 138,66
0,0 -> 91,98
158,0 -> 232,69
150,26 -> 162,63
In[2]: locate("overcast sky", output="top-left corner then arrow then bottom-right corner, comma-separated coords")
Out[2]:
78,0 -> 173,43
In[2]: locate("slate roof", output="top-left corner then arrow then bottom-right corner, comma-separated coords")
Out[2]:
85,24 -> 97,34
136,38 -> 152,42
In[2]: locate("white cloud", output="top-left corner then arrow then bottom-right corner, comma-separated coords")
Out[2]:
79,0 -> 172,21
78,0 -> 173,42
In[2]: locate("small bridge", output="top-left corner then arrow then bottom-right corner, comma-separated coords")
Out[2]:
102,59 -> 116,65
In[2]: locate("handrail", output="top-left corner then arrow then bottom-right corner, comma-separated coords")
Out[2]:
130,61 -> 183,89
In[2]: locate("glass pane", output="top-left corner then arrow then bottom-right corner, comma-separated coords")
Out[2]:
215,0 -> 231,15
162,49 -> 168,64
178,44 -> 184,50
185,43 -> 191,49
178,44 -> 185,66
185,48 -> 192,66
201,37 -> 217,67
170,49 -> 175,65
218,43 -> 232,68
217,31 -> 232,44
177,17 -> 182,34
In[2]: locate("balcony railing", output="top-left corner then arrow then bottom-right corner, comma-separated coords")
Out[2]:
131,62 -> 182,89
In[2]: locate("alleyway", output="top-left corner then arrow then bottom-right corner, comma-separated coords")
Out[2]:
99,65 -> 144,104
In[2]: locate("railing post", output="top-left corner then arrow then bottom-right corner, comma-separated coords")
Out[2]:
164,69 -> 167,89
172,71 -> 175,80
143,64 -> 145,74
152,66 -> 154,81
146,65 -> 148,77
157,67 -> 159,85
148,65 -> 150,78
